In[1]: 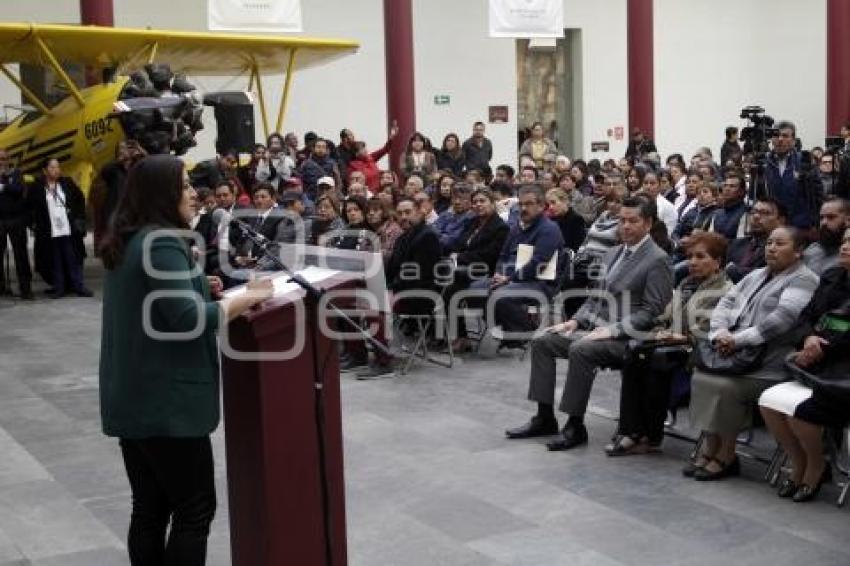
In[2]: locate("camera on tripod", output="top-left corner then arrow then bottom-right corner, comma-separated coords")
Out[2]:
739,106 -> 779,154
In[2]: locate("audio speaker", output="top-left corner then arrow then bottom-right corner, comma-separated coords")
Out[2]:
203,91 -> 255,154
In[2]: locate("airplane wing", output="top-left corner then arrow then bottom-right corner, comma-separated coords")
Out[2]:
0,23 -> 358,75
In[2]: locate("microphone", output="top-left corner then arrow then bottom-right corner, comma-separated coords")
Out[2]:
229,215 -> 268,243
210,207 -> 230,226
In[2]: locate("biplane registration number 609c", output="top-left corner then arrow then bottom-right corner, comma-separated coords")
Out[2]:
84,117 -> 115,140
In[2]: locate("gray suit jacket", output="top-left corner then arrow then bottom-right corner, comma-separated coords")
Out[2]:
574,238 -> 674,338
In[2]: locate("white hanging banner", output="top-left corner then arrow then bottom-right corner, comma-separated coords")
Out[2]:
489,0 -> 564,38
208,0 -> 303,33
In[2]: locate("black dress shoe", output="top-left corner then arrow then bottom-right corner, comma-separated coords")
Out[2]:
693,457 -> 740,481
74,288 -> 94,298
777,478 -> 799,498
546,422 -> 588,451
340,356 -> 368,371
505,416 -> 559,439
792,466 -> 831,503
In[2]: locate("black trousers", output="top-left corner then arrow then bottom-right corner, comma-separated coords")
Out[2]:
120,436 -> 217,566
50,235 -> 84,293
617,359 -> 675,444
0,217 -> 31,292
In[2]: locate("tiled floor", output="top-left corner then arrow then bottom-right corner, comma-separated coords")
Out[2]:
0,259 -> 848,565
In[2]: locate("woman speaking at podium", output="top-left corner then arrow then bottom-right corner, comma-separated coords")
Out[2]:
98,155 -> 273,565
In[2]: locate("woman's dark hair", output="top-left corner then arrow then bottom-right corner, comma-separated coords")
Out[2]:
41,157 -> 60,171
441,133 -> 462,156
571,160 -> 589,182
266,132 -> 285,148
343,196 -> 368,224
405,131 -> 428,153
627,164 -> 647,191
99,155 -> 188,270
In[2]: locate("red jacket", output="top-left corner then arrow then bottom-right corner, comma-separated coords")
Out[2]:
347,142 -> 390,191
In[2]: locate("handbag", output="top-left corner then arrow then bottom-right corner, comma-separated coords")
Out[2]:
626,339 -> 692,373
786,356 -> 850,405
694,337 -> 765,375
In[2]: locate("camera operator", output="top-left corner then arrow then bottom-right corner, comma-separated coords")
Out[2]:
762,121 -> 823,235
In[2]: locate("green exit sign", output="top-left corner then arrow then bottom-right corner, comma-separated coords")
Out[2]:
433,95 -> 450,105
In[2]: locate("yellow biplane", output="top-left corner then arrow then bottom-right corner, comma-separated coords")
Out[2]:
0,22 -> 358,193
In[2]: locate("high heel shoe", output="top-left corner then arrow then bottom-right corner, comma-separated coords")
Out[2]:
777,478 -> 798,498
792,465 -> 832,503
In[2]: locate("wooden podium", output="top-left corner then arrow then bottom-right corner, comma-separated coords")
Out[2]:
221,271 -> 358,566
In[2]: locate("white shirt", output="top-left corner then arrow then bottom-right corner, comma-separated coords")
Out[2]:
45,183 -> 71,238
656,194 -> 678,235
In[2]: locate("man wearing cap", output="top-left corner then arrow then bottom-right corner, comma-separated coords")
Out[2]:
300,138 -> 342,199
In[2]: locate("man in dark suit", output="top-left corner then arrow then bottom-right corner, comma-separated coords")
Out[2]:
506,196 -> 674,450
357,196 -> 443,379
725,197 -> 785,283
0,149 -> 32,298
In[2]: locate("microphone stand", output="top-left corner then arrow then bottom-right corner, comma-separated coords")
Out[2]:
229,218 -> 392,357
229,219 -> 391,566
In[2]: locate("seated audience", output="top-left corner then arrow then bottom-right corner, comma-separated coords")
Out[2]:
311,193 -> 345,245
238,143 -> 276,191
433,173 -> 455,214
402,173 -> 425,198
328,196 -> 375,251
685,227 -> 819,481
672,177 -> 718,247
400,132 -> 437,179
413,191 -> 439,225
545,187 -> 587,252
609,232 -> 731,455
556,172 -> 595,224
710,169 -> 748,240
233,183 -> 281,268
505,196 -> 673,450
640,170 -> 678,236
300,138 -> 342,199
759,229 -> 850,501
434,184 -> 474,249
469,185 -> 563,342
436,133 -> 466,176
366,197 -> 403,262
802,198 -> 849,275
443,188 -> 509,351
725,197 -> 786,283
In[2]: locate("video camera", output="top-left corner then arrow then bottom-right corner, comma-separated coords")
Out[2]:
739,106 -> 779,154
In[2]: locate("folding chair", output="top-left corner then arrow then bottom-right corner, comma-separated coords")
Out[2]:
393,280 -> 455,375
